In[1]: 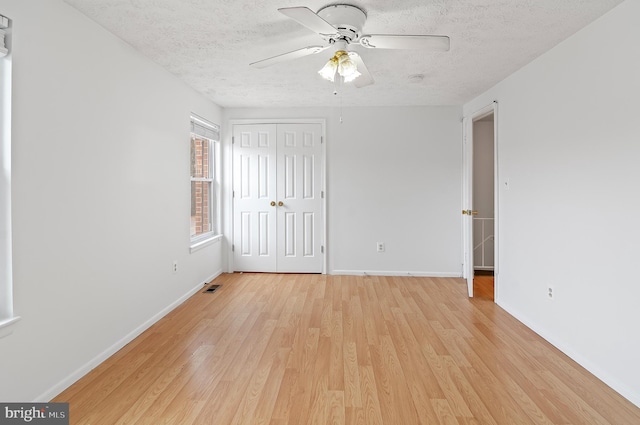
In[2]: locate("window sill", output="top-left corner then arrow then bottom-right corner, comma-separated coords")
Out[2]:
190,234 -> 222,253
0,316 -> 21,339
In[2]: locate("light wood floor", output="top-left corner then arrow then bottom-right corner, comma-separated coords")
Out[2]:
473,275 -> 494,301
54,273 -> 640,424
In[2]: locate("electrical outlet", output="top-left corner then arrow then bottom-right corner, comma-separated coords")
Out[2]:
547,286 -> 554,300
377,242 -> 385,252
173,261 -> 178,273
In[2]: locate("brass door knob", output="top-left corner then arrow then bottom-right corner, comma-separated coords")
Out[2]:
278,201 -> 284,207
462,209 -> 479,215
270,201 -> 276,207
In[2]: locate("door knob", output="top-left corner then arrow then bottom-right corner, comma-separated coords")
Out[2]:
278,201 -> 284,207
270,201 -> 276,207
462,210 -> 479,215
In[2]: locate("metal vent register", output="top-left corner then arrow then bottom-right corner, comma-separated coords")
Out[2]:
203,284 -> 221,293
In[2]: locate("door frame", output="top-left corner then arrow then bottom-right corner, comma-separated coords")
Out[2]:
226,118 -> 327,274
462,102 -> 498,298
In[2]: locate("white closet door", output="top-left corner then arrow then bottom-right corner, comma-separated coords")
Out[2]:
233,124 -> 278,272
233,122 -> 324,273
276,123 -> 323,273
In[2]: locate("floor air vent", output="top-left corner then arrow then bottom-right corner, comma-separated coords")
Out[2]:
204,284 -> 221,293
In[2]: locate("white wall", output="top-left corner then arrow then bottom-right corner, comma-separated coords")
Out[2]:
464,0 -> 640,406
223,106 -> 463,276
0,0 -> 223,401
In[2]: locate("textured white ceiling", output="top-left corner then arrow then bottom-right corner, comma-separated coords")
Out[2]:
63,0 -> 623,108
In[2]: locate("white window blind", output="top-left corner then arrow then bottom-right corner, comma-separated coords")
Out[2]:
191,115 -> 220,141
0,12 -> 16,333
0,15 -> 9,57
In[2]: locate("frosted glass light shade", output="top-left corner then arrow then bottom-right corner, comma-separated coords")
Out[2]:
338,53 -> 358,78
343,69 -> 361,82
318,50 -> 361,83
318,58 -> 338,81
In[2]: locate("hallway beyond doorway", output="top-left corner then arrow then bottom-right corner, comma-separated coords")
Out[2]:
474,271 -> 494,301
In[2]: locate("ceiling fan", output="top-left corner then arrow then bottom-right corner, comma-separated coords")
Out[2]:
250,4 -> 451,88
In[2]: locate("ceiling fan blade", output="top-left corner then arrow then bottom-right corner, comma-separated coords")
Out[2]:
360,34 -> 450,51
350,53 -> 374,88
278,7 -> 338,37
250,45 -> 329,69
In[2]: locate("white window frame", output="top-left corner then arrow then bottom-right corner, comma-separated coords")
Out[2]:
0,13 -> 19,337
189,115 -> 220,252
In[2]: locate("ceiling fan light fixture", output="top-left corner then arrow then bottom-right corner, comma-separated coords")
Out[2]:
319,50 -> 361,83
337,52 -> 360,80
318,56 -> 338,81
342,69 -> 361,83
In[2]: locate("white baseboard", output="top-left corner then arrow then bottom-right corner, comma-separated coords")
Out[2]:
497,299 -> 640,409
203,269 -> 223,285
330,270 -> 462,278
37,270 -> 222,402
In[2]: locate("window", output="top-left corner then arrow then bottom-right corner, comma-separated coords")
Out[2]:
0,13 -> 18,334
190,116 -> 219,248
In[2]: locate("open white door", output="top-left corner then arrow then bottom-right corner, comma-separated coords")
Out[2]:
462,117 -> 475,296
463,101 -> 498,298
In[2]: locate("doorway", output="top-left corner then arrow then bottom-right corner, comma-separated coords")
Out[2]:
232,122 -> 325,273
463,103 -> 498,299
472,113 -> 495,299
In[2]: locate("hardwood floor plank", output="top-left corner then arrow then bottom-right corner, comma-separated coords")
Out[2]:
419,341 -> 474,418
329,311 -> 345,391
327,391 -> 345,425
229,344 -> 277,425
443,355 -> 500,425
358,365 -> 384,425
387,309 -> 445,422
473,275 -> 494,300
532,339 -> 640,424
306,336 -> 332,425
52,273 -> 640,425
68,354 -> 156,424
286,327 -> 320,425
460,324 -> 568,424
251,347 -> 291,424
431,398 -> 460,425
270,367 -> 299,421
190,379 -> 231,424
342,341 -> 362,408
431,320 -> 472,368
132,355 -> 213,425
368,342 -> 402,424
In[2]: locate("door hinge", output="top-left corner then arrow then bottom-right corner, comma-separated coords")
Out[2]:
232,244 -> 235,252
321,191 -> 324,199
321,245 -> 324,254
321,136 -> 323,144
232,136 -> 235,144
233,190 -> 235,198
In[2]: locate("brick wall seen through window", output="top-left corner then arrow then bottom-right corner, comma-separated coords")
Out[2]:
190,136 -> 213,238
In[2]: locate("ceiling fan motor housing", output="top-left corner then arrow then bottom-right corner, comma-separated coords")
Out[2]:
317,4 -> 367,43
